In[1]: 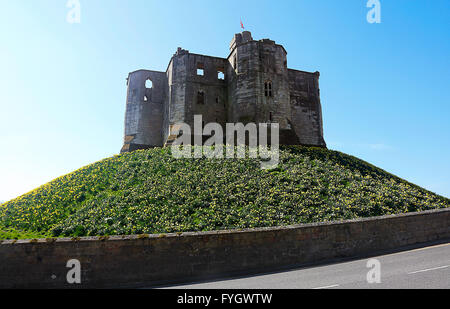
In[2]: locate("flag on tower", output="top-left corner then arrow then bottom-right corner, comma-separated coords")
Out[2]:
240,18 -> 245,30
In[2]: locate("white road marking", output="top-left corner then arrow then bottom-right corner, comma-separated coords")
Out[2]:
312,284 -> 340,289
408,265 -> 450,275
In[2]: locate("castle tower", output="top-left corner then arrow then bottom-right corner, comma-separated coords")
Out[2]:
121,70 -> 167,152
227,31 -> 291,128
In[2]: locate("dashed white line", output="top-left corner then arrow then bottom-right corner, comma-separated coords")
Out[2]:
408,265 -> 450,275
312,284 -> 340,289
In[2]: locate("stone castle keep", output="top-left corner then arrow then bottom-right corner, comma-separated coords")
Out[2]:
121,31 -> 326,152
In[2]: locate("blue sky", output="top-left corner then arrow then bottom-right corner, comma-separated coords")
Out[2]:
0,0 -> 449,201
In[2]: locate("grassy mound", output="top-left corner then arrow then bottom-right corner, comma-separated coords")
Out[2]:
1,146 -> 448,240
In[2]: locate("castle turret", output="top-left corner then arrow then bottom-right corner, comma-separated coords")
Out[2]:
121,70 -> 167,153
227,31 -> 292,132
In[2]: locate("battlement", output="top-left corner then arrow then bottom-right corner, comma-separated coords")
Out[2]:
121,31 -> 326,153
229,31 -> 253,50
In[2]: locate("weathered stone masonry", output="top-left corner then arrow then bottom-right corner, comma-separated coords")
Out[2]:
121,31 -> 326,153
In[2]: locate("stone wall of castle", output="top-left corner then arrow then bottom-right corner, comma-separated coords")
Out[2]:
184,54 -> 228,128
289,69 -> 326,147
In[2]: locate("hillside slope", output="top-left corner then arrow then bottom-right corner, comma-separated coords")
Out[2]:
1,146 -> 448,239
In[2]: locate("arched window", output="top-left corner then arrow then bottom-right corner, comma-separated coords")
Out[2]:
144,78 -> 153,102
264,81 -> 273,97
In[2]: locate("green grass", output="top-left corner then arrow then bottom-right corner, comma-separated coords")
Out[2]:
0,227 -> 48,241
1,146 -> 448,240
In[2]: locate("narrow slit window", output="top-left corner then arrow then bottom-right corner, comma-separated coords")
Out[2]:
197,91 -> 205,105
143,95 -> 148,102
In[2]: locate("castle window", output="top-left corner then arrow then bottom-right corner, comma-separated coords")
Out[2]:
197,63 -> 204,76
233,56 -> 237,71
269,112 -> 273,122
217,69 -> 225,80
197,91 -> 205,105
145,79 -> 153,89
215,97 -> 219,104
264,81 -> 273,97
143,95 -> 148,102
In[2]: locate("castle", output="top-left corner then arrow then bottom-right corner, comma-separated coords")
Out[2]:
121,31 -> 326,153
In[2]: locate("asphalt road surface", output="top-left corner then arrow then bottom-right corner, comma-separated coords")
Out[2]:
164,242 -> 450,289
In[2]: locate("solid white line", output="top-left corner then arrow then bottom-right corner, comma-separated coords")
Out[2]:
312,284 -> 340,289
408,265 -> 450,275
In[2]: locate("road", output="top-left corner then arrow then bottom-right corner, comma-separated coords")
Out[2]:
164,242 -> 450,289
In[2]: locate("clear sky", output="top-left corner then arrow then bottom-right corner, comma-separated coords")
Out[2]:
0,0 -> 449,201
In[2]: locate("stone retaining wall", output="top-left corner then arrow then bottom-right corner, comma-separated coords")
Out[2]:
1,208 -> 449,288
